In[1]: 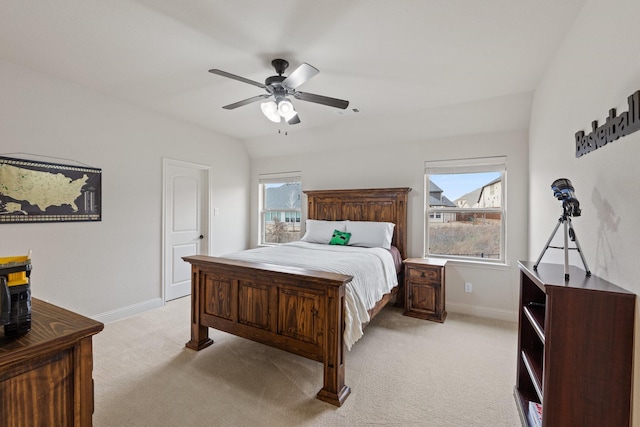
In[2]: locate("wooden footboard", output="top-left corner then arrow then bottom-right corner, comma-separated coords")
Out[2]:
183,255 -> 353,406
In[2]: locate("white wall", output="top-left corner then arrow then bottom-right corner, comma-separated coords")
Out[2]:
0,60 -> 250,319
528,0 -> 640,422
251,130 -> 529,321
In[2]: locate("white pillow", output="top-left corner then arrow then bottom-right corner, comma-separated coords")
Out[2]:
345,221 -> 395,249
300,220 -> 347,244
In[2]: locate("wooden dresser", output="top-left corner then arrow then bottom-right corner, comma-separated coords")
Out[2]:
0,298 -> 104,427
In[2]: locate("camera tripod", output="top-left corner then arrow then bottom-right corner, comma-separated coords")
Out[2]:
533,207 -> 591,281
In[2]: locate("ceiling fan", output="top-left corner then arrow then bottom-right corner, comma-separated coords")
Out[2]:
209,59 -> 349,125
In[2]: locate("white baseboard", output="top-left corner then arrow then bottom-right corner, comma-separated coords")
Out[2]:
92,297 -> 164,323
447,302 -> 518,323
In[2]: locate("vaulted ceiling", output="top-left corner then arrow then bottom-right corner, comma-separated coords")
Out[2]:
0,1 -> 585,157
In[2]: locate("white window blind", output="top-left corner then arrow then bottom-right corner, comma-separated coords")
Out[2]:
258,171 -> 301,184
425,156 -> 507,175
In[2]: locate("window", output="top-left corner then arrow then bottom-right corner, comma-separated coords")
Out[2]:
424,156 -> 506,262
259,172 -> 302,245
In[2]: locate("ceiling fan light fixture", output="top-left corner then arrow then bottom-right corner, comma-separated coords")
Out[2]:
277,99 -> 294,116
282,109 -> 298,122
260,101 -> 281,123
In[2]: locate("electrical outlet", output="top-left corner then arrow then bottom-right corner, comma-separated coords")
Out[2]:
464,282 -> 473,293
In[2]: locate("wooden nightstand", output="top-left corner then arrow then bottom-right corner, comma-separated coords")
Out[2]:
403,258 -> 447,323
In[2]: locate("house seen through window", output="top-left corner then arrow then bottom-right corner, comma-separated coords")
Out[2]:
259,173 -> 301,244
425,156 -> 506,262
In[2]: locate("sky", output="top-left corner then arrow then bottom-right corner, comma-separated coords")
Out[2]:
429,172 -> 500,201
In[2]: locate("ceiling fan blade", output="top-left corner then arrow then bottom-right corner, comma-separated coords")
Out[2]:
222,94 -> 270,110
288,114 -> 301,125
209,69 -> 266,89
282,63 -> 319,89
293,91 -> 349,109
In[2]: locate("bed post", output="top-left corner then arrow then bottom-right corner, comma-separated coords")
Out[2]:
316,283 -> 351,406
185,265 -> 213,351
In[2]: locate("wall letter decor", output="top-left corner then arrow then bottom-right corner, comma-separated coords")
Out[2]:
575,90 -> 640,157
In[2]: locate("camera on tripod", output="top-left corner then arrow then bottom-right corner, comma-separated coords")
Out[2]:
534,178 -> 590,280
551,178 -> 581,217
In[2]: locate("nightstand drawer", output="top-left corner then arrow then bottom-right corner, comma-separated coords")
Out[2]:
407,266 -> 441,283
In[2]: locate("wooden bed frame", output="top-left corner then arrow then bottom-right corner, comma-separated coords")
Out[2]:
183,187 -> 410,406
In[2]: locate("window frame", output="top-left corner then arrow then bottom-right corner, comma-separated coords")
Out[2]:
424,156 -> 507,264
258,172 -> 302,246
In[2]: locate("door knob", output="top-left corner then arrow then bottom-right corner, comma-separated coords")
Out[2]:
199,235 -> 204,240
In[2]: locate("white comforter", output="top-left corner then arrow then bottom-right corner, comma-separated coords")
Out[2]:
222,241 -> 398,350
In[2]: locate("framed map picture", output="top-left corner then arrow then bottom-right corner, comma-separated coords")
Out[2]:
0,156 -> 101,223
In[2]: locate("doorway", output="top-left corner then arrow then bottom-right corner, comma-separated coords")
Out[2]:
162,159 -> 210,301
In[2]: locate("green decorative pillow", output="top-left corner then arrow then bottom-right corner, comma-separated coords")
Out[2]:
329,229 -> 351,245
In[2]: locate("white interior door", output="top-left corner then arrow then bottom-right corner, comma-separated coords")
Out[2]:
163,159 -> 209,301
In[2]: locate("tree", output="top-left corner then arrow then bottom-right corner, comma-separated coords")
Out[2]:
272,217 -> 287,243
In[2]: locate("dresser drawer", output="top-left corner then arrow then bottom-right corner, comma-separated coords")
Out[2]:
407,266 -> 441,283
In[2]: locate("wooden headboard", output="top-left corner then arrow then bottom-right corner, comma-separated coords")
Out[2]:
303,187 -> 411,260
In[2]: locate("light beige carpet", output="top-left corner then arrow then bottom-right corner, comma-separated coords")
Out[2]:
93,297 -> 520,426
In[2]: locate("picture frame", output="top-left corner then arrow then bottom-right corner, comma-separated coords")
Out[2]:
0,156 -> 101,223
